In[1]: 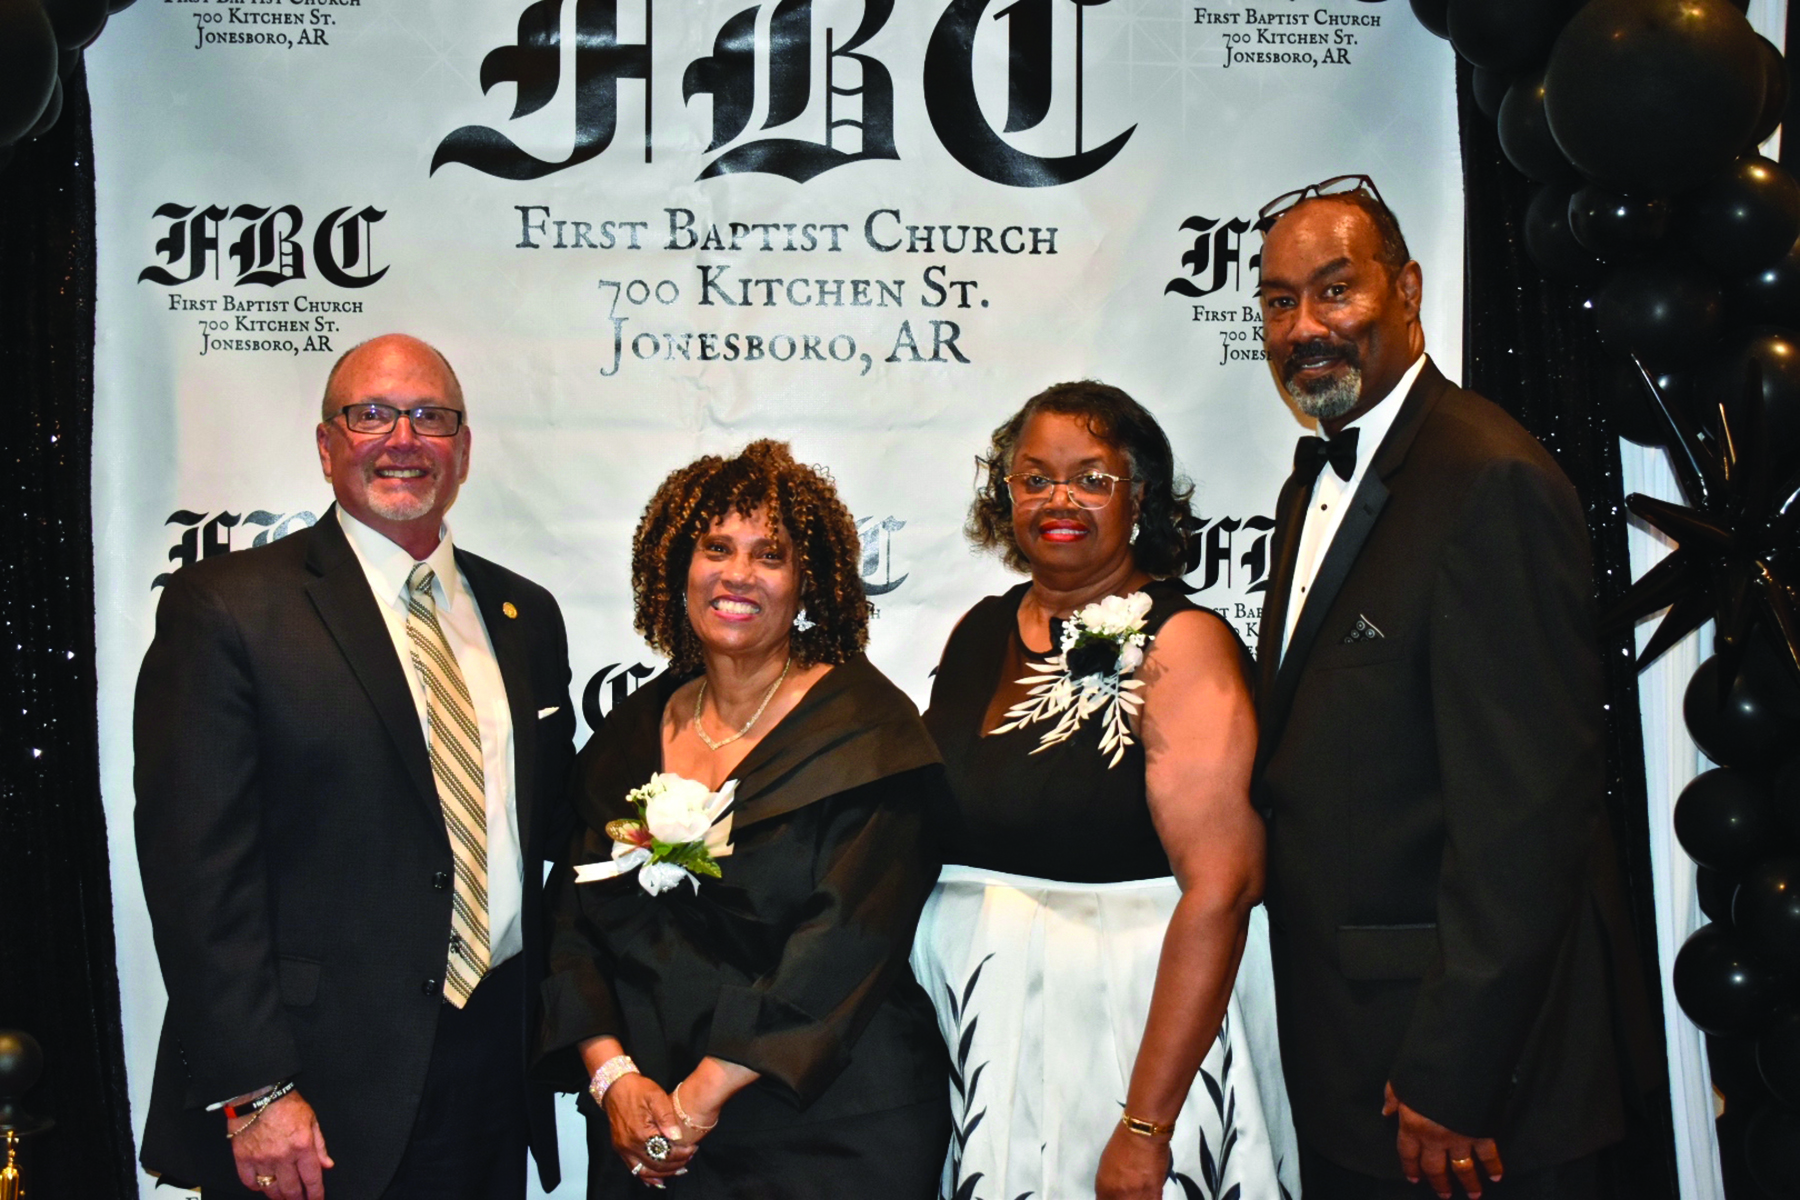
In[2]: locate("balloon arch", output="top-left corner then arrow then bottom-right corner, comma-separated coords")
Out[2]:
5,0 -> 1800,1191
1414,0 -> 1800,1191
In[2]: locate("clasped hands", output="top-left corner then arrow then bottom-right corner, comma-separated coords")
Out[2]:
1383,1082 -> 1505,1200
604,1063 -> 734,1188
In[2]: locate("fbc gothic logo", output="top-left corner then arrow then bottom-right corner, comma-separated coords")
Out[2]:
432,0 -> 1134,187
138,204 -> 388,289
152,509 -> 318,590
1164,209 -> 1269,365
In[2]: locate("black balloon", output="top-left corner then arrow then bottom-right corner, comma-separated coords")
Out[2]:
1732,856 -> 1800,971
1777,755 -> 1800,842
1697,864 -> 1738,924
1569,185 -> 1672,260
1750,35 -> 1788,148
1449,0 -> 1577,73
1686,651 -> 1800,771
1685,155 -> 1800,276
1524,181 -> 1603,285
1472,66 -> 1512,122
0,1030 -> 42,1098
1675,768 -> 1785,875
1674,922 -> 1782,1035
1500,70 -> 1576,183
26,75 -> 62,140
1707,328 -> 1800,486
1756,1008 -> 1800,1106
0,0 -> 59,147
1592,258 -> 1723,370
1543,0 -> 1765,195
1731,233 -> 1800,328
43,0 -> 106,49
1596,356 -> 1691,446
1744,1104 -> 1800,1197
1410,0 -> 1451,39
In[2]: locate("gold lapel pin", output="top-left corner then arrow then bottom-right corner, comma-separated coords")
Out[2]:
502,602 -> 518,619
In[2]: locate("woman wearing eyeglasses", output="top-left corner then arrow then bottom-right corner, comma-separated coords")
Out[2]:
910,382 -> 1298,1200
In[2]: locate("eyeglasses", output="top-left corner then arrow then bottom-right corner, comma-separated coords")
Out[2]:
1002,471 -> 1132,510
1257,174 -> 1386,224
335,403 -> 465,437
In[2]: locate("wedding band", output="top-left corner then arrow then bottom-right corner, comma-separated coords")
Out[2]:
255,1176 -> 277,1188
631,1163 -> 645,1176
645,1134 -> 671,1162
1450,1156 -> 1475,1168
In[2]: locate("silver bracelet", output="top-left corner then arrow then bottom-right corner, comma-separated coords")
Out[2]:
588,1054 -> 639,1107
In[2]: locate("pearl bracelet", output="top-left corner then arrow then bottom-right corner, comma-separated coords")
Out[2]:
588,1054 -> 639,1107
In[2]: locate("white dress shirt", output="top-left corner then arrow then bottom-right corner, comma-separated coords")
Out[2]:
1280,353 -> 1428,663
336,507 -> 523,968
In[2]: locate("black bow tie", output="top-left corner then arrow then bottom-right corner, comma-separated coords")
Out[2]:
1293,427 -> 1360,484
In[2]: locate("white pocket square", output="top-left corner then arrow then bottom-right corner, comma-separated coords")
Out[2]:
537,706 -> 561,719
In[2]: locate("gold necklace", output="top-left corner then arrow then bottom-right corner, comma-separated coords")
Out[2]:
692,655 -> 792,751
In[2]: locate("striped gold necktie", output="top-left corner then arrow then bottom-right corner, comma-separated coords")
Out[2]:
405,563 -> 489,1008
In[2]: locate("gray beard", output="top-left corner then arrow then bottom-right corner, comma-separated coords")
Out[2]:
362,465 -> 439,522
1290,365 -> 1363,420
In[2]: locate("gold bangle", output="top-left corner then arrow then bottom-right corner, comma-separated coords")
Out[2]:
1119,1113 -> 1176,1139
671,1084 -> 717,1132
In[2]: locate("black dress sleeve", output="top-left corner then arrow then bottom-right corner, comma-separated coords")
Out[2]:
707,765 -> 944,1108
532,677 -> 673,1091
536,819 -> 633,1091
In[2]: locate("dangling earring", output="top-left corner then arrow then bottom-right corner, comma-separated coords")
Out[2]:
793,608 -> 816,632
1128,520 -> 1140,545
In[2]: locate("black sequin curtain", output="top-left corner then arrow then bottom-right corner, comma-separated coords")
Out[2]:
1455,60 -> 1680,1200
0,70 -> 138,1198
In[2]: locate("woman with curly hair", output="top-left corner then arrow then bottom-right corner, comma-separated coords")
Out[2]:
910,383 -> 1298,1199
537,440 -> 951,1197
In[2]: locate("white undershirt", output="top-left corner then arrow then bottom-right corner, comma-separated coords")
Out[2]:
336,507 -> 523,968
1280,353 -> 1427,663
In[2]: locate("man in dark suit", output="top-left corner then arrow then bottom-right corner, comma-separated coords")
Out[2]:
1251,183 -> 1645,1199
135,333 -> 576,1199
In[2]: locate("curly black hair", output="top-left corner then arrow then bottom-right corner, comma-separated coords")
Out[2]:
967,381 -> 1195,578
631,440 -> 870,671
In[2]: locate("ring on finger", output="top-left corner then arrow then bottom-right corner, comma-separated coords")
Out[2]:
255,1175 -> 277,1189
645,1134 -> 672,1162
631,1162 -> 645,1176
1450,1155 -> 1475,1169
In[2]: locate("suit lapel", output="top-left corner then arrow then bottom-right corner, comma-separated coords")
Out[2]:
460,551 -> 538,846
1256,467 -> 1312,719
302,508 -> 436,807
1259,363 -> 1449,751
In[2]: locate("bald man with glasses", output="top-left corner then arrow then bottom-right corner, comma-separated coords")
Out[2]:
135,334 -> 575,1199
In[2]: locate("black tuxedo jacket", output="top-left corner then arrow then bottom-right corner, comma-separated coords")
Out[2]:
1254,362 -> 1642,1177
134,506 -> 576,1197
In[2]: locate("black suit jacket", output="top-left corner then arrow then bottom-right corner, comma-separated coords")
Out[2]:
1254,362 -> 1640,1177
134,506 -> 576,1197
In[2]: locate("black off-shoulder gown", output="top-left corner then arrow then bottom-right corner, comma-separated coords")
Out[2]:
537,654 -> 952,1199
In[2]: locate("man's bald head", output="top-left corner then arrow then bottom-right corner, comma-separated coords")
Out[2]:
321,334 -> 464,422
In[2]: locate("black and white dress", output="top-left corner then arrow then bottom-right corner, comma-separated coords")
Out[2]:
910,580 -> 1298,1200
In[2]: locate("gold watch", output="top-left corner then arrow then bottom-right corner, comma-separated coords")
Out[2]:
1119,1113 -> 1176,1138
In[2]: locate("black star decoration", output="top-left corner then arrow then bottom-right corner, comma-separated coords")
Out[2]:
1603,357 -> 1800,688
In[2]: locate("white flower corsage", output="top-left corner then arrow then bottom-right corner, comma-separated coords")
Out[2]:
990,590 -> 1153,768
572,773 -> 737,896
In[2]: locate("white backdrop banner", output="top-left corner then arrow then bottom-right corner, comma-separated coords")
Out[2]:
89,1 -> 1462,1192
